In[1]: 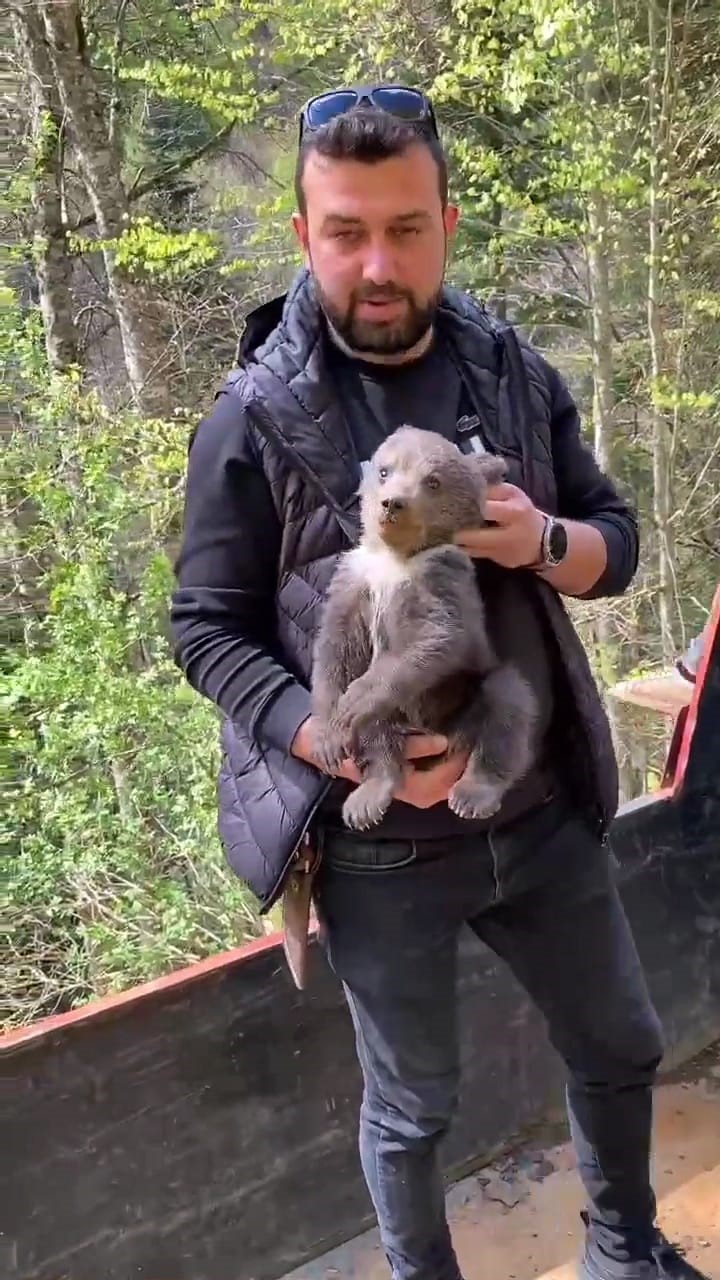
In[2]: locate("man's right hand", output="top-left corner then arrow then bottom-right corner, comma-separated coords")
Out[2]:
291,718 -> 462,809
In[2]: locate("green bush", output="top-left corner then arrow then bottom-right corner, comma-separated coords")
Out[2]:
4,370 -> 263,1031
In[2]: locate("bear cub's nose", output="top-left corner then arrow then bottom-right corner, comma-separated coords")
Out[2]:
381,497 -> 406,514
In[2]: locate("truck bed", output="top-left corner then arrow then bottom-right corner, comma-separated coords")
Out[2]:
2,591 -> 718,1280
283,1047 -> 719,1280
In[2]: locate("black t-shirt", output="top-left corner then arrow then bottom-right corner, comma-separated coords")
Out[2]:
319,334 -> 558,840
327,334 -> 463,461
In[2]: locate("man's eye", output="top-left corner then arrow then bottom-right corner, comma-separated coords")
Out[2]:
424,475 -> 440,490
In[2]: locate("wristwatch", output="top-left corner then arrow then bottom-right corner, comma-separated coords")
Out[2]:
529,515 -> 568,570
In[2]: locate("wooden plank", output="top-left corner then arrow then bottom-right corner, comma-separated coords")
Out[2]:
608,671 -> 693,714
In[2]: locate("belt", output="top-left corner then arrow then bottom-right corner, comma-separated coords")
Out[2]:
324,828 -> 471,858
317,787 -> 558,872
319,829 -> 463,871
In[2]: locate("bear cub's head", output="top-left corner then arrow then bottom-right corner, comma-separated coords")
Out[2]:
359,425 -> 507,558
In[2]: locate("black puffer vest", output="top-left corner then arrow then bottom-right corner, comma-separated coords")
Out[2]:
218,269 -> 618,912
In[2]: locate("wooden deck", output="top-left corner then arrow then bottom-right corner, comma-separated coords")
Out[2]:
282,1047 -> 720,1280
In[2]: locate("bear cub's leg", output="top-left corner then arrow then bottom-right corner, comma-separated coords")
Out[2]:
448,664 -> 538,821
342,722 -> 406,832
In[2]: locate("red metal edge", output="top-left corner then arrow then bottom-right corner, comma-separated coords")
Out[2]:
660,705 -> 689,794
669,584 -> 720,799
0,928 -> 291,1053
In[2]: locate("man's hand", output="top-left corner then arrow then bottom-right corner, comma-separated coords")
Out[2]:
455,482 -> 545,568
286,716 -> 445,793
455,481 -> 610,597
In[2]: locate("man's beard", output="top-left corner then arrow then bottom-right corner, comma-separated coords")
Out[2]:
314,279 -> 441,356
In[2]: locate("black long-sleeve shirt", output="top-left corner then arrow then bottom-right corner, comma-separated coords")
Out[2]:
170,354 -> 639,762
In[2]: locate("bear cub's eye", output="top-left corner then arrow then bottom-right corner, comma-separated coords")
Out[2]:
378,466 -> 389,480
424,474 -> 441,490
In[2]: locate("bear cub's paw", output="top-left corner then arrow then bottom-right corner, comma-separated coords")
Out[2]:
448,777 -> 504,821
342,778 -> 395,832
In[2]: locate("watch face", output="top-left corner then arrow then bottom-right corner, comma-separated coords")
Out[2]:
548,520 -> 568,562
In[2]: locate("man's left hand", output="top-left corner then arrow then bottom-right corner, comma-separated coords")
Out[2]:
455,483 -> 546,569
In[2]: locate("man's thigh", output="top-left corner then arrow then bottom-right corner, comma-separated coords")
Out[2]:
469,803 -> 664,1076
314,846 -> 467,1121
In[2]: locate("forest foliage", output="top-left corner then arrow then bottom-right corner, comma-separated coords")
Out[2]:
4,0 -> 720,1028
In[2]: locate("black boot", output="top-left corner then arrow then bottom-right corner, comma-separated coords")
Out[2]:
580,1219 -> 711,1280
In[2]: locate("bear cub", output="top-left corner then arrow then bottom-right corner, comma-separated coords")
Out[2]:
309,425 -> 539,832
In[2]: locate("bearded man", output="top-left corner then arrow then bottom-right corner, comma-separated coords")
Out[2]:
171,86 -> 705,1280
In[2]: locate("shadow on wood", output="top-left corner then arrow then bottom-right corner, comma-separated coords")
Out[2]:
2,589 -> 719,1280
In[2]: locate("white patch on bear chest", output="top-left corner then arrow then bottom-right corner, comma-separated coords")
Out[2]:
346,544 -> 430,655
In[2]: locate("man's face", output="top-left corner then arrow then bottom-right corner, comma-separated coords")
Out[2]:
293,142 -> 459,356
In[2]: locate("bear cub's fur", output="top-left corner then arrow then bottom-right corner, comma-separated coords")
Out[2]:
310,426 -> 539,832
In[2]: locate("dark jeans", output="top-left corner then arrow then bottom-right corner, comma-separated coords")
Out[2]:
314,795 -> 665,1280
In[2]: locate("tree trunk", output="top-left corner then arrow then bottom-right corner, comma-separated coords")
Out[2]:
36,0 -> 170,413
489,200 -> 507,322
586,187 -> 644,802
647,0 -> 676,661
13,3 -> 79,374
582,38 -> 643,804
587,190 -> 615,474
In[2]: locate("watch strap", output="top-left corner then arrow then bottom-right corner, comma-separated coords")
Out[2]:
524,513 -> 552,571
525,514 -> 567,571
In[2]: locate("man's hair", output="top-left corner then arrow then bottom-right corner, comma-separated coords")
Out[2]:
294,108 -> 449,215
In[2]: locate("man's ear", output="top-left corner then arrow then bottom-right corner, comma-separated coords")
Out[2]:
292,212 -> 310,261
468,452 -> 508,487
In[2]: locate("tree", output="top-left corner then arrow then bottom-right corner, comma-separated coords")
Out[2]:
646,0 -> 676,660
12,4 -> 80,374
35,0 -> 174,412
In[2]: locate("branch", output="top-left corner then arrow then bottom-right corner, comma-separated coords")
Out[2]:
126,118 -> 237,199
555,242 -> 625,343
221,147 -> 283,189
69,119 -> 236,232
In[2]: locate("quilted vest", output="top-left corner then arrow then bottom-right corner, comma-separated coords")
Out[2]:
217,270 -> 618,911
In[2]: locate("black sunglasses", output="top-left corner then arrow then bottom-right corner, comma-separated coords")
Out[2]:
298,84 -> 440,143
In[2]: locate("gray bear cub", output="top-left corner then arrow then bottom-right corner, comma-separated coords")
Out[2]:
309,425 -> 539,832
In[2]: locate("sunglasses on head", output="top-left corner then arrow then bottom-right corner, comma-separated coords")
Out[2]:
298,84 -> 440,143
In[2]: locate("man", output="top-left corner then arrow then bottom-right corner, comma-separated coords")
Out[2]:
171,86 -> 705,1280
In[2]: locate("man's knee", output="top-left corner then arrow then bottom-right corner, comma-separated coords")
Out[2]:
564,997 -> 665,1086
608,983 -> 665,1077
343,975 -> 461,1144
363,1070 -> 460,1146
638,1001 -> 665,1070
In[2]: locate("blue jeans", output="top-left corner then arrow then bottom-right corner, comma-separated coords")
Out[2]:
314,795 -> 664,1280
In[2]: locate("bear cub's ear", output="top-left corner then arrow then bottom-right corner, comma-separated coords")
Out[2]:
467,451 -> 508,488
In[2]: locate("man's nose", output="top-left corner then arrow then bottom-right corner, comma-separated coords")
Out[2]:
382,497 -> 406,514
362,243 -> 396,284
